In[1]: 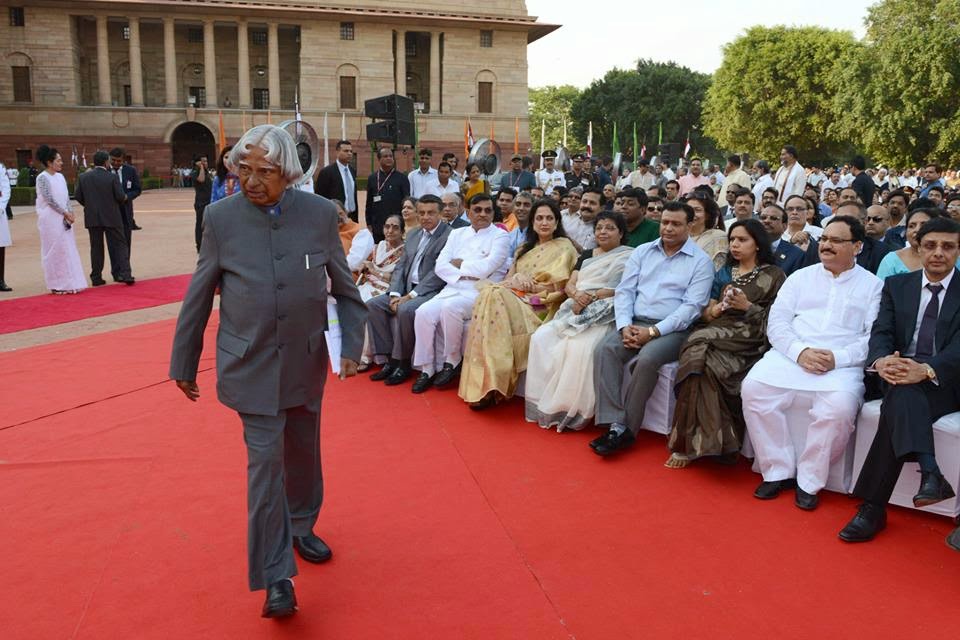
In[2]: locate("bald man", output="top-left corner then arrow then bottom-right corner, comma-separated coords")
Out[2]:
864,204 -> 891,242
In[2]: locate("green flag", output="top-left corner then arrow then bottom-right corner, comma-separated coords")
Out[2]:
658,121 -> 663,145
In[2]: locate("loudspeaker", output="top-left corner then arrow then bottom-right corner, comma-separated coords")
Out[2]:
657,143 -> 684,166
364,94 -> 416,147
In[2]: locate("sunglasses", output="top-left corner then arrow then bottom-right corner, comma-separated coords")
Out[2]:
866,216 -> 886,223
647,206 -> 664,212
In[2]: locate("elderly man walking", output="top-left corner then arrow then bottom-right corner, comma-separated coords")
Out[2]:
169,125 -> 367,618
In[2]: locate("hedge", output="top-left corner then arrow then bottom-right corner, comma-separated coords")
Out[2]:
9,178 -> 161,206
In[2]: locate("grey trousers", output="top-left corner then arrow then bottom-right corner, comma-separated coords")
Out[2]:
367,292 -> 433,361
593,318 -> 689,434
239,399 -> 323,591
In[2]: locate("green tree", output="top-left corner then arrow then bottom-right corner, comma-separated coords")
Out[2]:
569,61 -> 712,159
833,0 -> 960,166
528,85 -> 581,153
703,26 -> 861,164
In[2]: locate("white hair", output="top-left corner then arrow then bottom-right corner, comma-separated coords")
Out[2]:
227,124 -> 303,183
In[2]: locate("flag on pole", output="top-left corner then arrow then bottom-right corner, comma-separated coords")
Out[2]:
464,118 -> 469,158
217,110 -> 226,155
467,119 -> 476,150
341,113 -> 346,141
71,145 -> 78,167
81,146 -> 87,168
489,119 -> 494,141
539,119 -> 546,169
683,135 -> 691,158
514,117 -> 519,154
586,121 -> 593,159
658,121 -> 663,145
562,119 -> 568,148
414,109 -> 420,156
322,111 -> 330,168
632,122 -> 638,165
611,122 -> 620,158
640,142 -> 647,159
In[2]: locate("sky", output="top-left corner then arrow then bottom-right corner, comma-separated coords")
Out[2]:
526,0 -> 874,88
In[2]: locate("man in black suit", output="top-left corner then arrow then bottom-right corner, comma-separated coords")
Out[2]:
367,195 -> 451,385
314,139 -> 358,221
759,203 -> 806,276
110,148 -> 142,252
366,147 -> 410,243
840,217 -> 960,544
441,192 -> 470,229
850,155 -> 875,209
75,151 -> 134,285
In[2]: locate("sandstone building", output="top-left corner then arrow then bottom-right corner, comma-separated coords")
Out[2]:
0,0 -> 557,179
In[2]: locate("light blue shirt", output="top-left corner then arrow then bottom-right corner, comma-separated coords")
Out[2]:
614,237 -> 714,335
507,225 -> 528,257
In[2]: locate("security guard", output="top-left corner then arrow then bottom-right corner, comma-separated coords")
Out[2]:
564,153 -> 595,190
536,149 -> 566,195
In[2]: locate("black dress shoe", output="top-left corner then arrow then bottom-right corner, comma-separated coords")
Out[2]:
0,281 -> 11,292
369,363 -> 396,381
385,366 -> 413,386
838,503 -> 887,543
913,471 -> 956,507
132,224 -> 143,230
795,486 -> 819,510
262,579 -> 297,618
592,429 -> 636,457
91,278 -> 107,287
589,430 -> 613,450
293,533 -> 332,563
432,362 -> 461,388
411,372 -> 434,394
116,276 -> 135,286
753,478 -> 796,500
946,526 -> 960,552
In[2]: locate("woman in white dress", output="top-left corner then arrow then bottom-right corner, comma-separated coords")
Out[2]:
355,214 -> 405,371
0,164 -> 12,291
35,145 -> 87,294
524,211 -> 632,431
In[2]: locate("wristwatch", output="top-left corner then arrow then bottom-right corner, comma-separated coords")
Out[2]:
409,290 -> 418,299
925,364 -> 937,381
648,326 -> 658,339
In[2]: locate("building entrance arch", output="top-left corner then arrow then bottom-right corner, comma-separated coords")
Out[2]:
170,121 -> 216,168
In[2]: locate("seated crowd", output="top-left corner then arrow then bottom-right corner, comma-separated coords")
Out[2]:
335,144 -> 960,552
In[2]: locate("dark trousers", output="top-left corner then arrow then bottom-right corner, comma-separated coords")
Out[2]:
853,381 -> 960,505
239,400 -> 324,591
194,202 -> 205,252
88,226 -> 131,281
120,207 -> 133,254
367,292 -> 432,361
0,246 -> 6,281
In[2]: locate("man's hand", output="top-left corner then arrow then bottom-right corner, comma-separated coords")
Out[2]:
876,351 -> 928,385
339,358 -> 359,380
797,348 -> 836,374
175,379 -> 200,401
789,230 -> 811,250
621,325 -> 650,349
388,294 -> 411,314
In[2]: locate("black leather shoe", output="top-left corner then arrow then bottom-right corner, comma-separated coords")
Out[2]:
795,486 -> 819,510
369,363 -> 396,381
132,224 -> 143,230
411,372 -> 434,394
589,430 -> 613,450
117,276 -> 136,286
838,503 -> 887,543
913,471 -> 956,507
91,278 -> 107,287
385,366 -> 413,386
592,429 -> 636,457
261,579 -> 297,618
293,533 -> 332,563
432,362 -> 461,388
946,526 -> 960,552
0,281 -> 11,292
753,478 -> 796,500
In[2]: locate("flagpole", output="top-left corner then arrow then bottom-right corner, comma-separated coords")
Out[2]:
514,117 -> 519,155
322,111 -> 330,168
464,118 -> 469,159
562,119 -> 568,148
539,119 -> 546,169
341,113 -> 346,141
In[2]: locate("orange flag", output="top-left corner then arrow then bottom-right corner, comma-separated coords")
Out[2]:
267,109 -> 273,125
489,120 -> 494,141
463,118 -> 469,158
217,110 -> 226,155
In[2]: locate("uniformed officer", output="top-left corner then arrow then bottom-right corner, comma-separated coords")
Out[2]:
564,153 -> 595,190
536,149 -> 566,195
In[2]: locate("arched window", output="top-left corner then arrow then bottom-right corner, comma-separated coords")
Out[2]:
337,63 -> 359,110
476,70 -> 496,114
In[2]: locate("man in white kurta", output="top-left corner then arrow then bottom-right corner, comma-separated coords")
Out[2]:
772,145 -> 807,207
742,216 -> 883,507
411,194 -> 511,391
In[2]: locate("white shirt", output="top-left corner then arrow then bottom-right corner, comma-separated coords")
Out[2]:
717,167 -> 752,205
781,223 -> 823,242
434,224 -> 511,299
819,178 -> 839,196
408,167 -> 439,199
906,270 -> 955,357
628,170 -> 655,190
901,175 -> 919,189
752,173 -> 774,211
661,168 -> 676,181
426,179 -> 460,198
536,168 -> 565,194
345,228 -> 374,272
808,171 -> 824,187
772,162 -> 806,206
561,210 -> 597,250
746,263 -> 883,391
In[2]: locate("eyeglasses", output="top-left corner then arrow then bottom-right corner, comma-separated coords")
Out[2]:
920,241 -> 959,252
785,206 -> 806,213
866,216 -> 886,223
647,206 -> 664,212
819,235 -> 856,245
759,215 -> 782,222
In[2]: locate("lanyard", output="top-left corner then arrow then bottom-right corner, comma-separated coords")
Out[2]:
376,169 -> 395,194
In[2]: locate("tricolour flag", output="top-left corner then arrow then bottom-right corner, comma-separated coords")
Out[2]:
586,121 -> 593,158
683,137 -> 691,158
467,120 -> 476,150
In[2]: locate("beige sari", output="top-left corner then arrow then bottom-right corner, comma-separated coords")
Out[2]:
458,237 -> 579,403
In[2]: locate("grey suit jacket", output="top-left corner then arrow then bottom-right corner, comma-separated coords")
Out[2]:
75,166 -> 126,229
169,189 -> 368,416
388,222 -> 451,297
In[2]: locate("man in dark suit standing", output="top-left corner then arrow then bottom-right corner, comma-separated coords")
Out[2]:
759,204 -> 806,276
314,140 -> 358,221
366,147 -> 409,243
840,217 -> 960,545
170,125 -> 367,618
74,151 -> 133,285
367,195 -> 451,385
110,148 -> 142,253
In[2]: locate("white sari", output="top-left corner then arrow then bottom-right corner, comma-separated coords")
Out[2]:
36,171 -> 87,293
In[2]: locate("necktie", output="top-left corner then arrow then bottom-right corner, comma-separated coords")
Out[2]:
341,165 -> 354,212
916,283 -> 944,359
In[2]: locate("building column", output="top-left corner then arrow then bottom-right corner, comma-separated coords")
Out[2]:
96,15 -> 111,105
237,20 -> 250,108
128,17 -> 144,106
395,30 -> 407,97
429,32 -> 440,113
163,18 -> 177,106
267,22 -> 280,108
203,19 -> 217,107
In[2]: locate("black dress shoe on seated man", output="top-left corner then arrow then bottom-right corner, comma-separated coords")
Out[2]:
913,470 -> 956,507
385,365 -> 413,386
592,428 -> 636,457
411,372 -> 434,394
432,362 -> 461,388
946,526 -> 960,552
753,478 -> 796,500
293,533 -> 332,563
838,503 -> 887,543
262,579 -> 297,618
370,362 -> 396,381
795,486 -> 819,510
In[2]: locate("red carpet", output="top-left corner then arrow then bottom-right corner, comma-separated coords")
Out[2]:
0,273 -> 192,334
2,318 -> 959,638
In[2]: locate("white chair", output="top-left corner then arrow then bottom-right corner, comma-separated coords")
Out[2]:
740,393 -> 856,494
621,359 -> 679,435
850,400 -> 960,519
